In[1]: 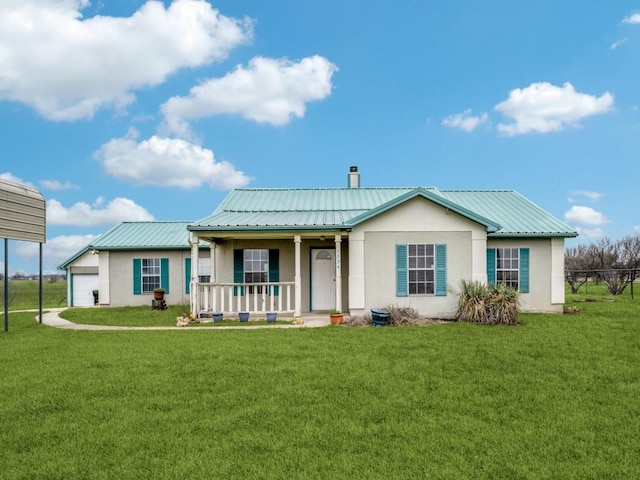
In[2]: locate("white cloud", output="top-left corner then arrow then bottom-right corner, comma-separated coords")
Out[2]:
0,0 -> 252,121
0,172 -> 36,188
94,133 -> 251,189
441,109 -> 488,132
568,190 -> 604,203
635,225 -> 640,232
610,38 -> 627,50
564,205 -> 609,226
40,179 -> 78,191
575,227 -> 605,239
623,13 -> 640,24
47,197 -> 154,226
15,234 -> 98,273
495,82 -> 614,136
161,55 -> 338,135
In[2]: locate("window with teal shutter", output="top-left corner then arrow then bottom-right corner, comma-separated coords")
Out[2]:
488,247 -> 530,293
486,248 -> 496,285
185,258 -> 191,294
160,258 -> 169,293
435,244 -> 447,296
133,258 -> 142,294
519,248 -> 530,293
269,249 -> 280,296
233,249 -> 244,296
396,244 -> 408,297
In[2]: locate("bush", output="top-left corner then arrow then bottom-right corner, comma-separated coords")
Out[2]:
455,280 -> 520,325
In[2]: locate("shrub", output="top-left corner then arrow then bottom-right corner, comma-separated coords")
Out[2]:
455,280 -> 520,325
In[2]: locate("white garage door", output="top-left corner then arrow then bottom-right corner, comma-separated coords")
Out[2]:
72,274 -> 99,307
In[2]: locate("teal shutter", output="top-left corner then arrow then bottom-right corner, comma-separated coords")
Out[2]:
519,248 -> 530,293
486,248 -> 496,285
396,244 -> 408,297
185,258 -> 191,294
133,259 -> 141,294
269,249 -> 279,296
161,258 -> 169,294
234,249 -> 244,296
435,244 -> 447,296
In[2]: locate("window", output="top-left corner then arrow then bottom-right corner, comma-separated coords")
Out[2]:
396,244 -> 447,297
487,248 -> 529,293
133,258 -> 169,295
408,244 -> 435,294
233,249 -> 280,296
198,258 -> 211,283
142,258 -> 161,292
496,248 -> 519,289
244,249 -> 269,285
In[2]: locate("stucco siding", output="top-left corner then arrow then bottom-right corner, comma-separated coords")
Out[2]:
487,238 -> 562,313
351,197 -> 487,318
105,250 -> 195,307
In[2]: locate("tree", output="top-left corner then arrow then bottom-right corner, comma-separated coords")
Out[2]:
590,236 -> 640,295
564,244 -> 594,294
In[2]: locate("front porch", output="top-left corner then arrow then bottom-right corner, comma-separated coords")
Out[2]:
195,281 -> 296,316
189,233 -> 354,319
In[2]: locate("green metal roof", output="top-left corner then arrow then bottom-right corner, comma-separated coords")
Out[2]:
90,221 -> 193,249
190,187 -> 577,237
440,190 -> 577,237
58,222 -> 195,269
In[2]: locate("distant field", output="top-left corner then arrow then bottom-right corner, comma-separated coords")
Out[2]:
0,279 -> 67,310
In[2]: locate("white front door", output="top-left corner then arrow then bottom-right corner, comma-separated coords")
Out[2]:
311,248 -> 336,311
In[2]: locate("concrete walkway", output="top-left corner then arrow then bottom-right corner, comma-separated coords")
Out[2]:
27,308 -> 332,331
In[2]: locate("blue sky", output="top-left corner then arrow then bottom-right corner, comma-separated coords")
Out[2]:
1,0 -> 639,275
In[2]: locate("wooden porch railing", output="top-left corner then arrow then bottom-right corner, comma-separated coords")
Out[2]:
196,282 -> 295,315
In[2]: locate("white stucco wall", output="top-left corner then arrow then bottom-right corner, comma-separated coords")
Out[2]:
487,238 -> 564,313
103,249 -> 198,307
350,197 -> 488,318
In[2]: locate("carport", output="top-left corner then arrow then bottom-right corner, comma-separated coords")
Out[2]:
0,178 -> 46,332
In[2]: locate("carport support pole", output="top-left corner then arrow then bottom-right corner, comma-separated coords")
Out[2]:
39,243 -> 43,323
4,238 -> 8,332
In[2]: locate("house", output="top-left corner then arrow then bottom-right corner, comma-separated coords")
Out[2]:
59,222 -> 198,307
60,167 -> 577,317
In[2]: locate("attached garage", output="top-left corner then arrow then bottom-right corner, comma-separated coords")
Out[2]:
71,273 -> 99,307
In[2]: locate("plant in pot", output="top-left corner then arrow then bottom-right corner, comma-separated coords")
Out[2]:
153,287 -> 165,300
329,310 -> 344,325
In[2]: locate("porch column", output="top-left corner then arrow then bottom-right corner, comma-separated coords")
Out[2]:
334,234 -> 342,313
190,233 -> 199,315
294,235 -> 301,318
210,242 -> 216,311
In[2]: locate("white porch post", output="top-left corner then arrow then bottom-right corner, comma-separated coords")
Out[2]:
335,234 -> 342,313
190,233 -> 199,315
210,242 -> 216,311
294,235 -> 301,318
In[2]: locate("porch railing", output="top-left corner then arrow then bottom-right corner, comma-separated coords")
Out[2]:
196,282 -> 295,315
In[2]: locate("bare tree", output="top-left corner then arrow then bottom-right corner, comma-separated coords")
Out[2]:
565,244 -> 593,293
589,236 -> 640,295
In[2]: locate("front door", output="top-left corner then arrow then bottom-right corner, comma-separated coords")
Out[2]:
311,248 -> 336,311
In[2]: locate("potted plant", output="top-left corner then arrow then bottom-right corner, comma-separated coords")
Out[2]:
239,311 -> 250,322
329,310 -> 344,325
153,287 -> 165,300
212,312 -> 223,322
266,312 -> 277,323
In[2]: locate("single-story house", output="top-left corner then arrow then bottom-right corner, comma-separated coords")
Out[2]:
59,167 -> 577,317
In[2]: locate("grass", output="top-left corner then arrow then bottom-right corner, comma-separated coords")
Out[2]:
0,286 -> 639,478
59,305 -> 295,327
0,279 -> 67,310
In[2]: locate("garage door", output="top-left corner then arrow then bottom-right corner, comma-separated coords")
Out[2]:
72,274 -> 99,307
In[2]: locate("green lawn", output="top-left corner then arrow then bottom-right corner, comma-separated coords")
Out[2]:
0,279 -> 67,310
0,287 -> 638,479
